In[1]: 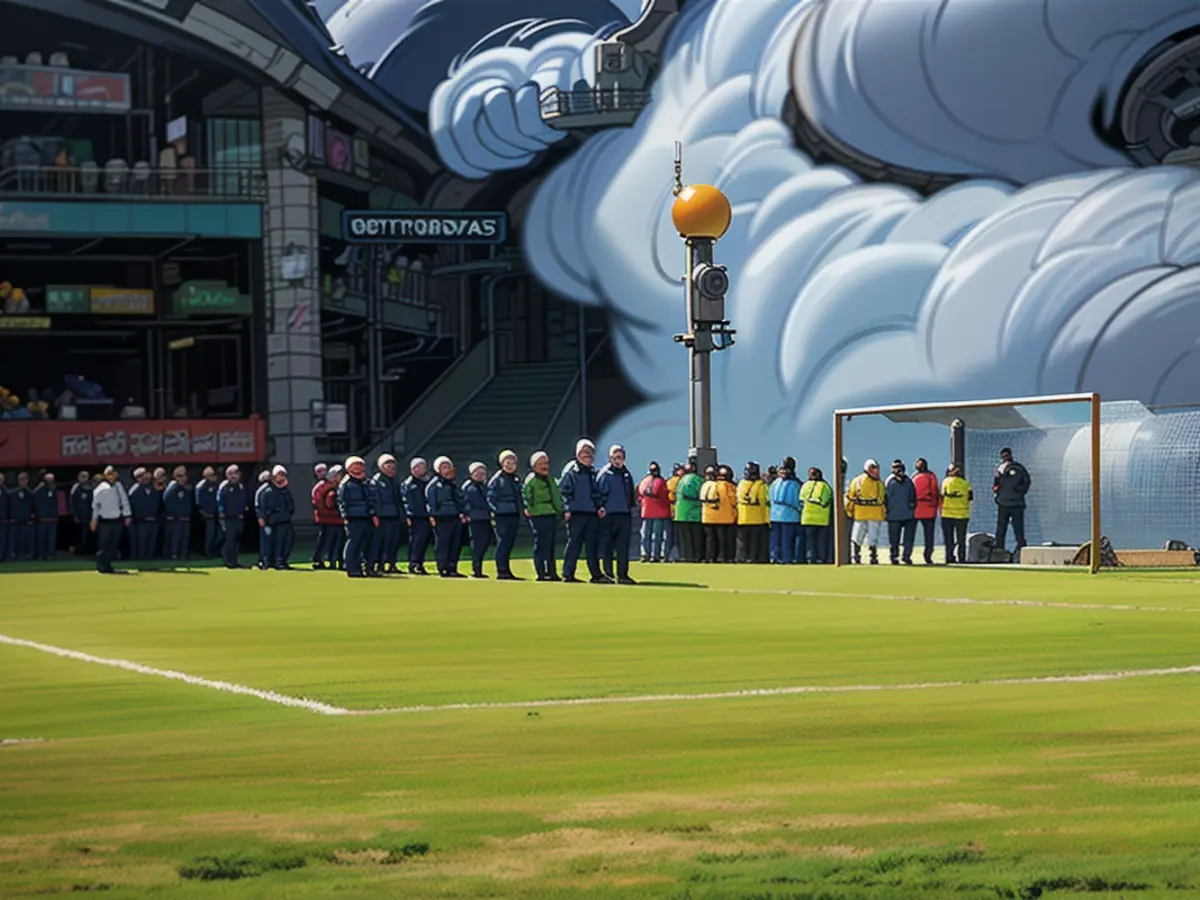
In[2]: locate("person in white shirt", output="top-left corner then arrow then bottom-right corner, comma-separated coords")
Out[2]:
91,465 -> 131,574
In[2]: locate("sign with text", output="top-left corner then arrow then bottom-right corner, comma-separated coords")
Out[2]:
45,285 -> 91,314
0,63 -> 131,113
0,419 -> 266,468
0,316 -> 49,329
342,210 -> 507,244
172,281 -> 252,316
90,287 -> 154,314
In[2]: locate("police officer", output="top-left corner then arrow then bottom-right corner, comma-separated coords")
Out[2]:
32,472 -> 60,560
371,454 -> 403,575
253,469 -> 272,570
216,464 -> 247,569
426,456 -> 468,578
90,466 -> 131,574
195,466 -> 221,557
488,450 -> 524,581
162,466 -> 193,562
69,471 -> 94,556
0,472 -> 8,563
9,472 -> 33,561
462,461 -> 491,579
338,456 -> 378,578
559,439 -> 607,584
259,465 -> 295,569
596,443 -> 636,584
401,457 -> 431,575
128,468 -> 160,560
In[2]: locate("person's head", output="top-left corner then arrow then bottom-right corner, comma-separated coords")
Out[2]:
864,459 -> 879,478
469,461 -> 486,482
782,456 -> 797,474
203,465 -> 217,482
891,459 -> 905,477
1000,447 -> 1013,463
499,450 -> 518,474
173,465 -> 187,484
531,450 -> 550,476
648,461 -> 661,477
313,462 -> 328,481
103,465 -> 118,484
134,467 -> 149,483
378,454 -> 397,478
717,465 -> 733,481
77,470 -> 89,483
607,444 -> 625,468
575,439 -> 595,466
153,467 -> 166,481
841,456 -> 848,475
808,466 -> 820,481
914,457 -> 928,473
225,464 -> 241,483
345,456 -> 366,479
766,464 -> 778,482
258,469 -> 271,485
434,456 -> 453,479
703,465 -> 716,480
672,462 -> 685,477
744,461 -> 760,481
326,464 -> 344,483
948,463 -> 962,478
43,472 -> 54,486
0,472 -> 5,486
410,457 -> 428,479
272,464 -> 288,487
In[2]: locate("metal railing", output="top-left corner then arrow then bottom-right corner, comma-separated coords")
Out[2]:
539,87 -> 653,119
0,165 -> 268,201
536,334 -> 610,449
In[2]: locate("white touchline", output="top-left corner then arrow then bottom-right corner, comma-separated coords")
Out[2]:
4,632 -> 1200,717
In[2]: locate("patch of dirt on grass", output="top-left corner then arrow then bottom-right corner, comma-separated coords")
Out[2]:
1092,771 -> 1200,787
783,803 -> 1011,830
177,811 -> 421,842
1014,784 -> 1061,792
544,793 -> 779,823
330,849 -> 394,865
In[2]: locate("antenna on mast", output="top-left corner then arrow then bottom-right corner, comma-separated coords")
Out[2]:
672,141 -> 683,196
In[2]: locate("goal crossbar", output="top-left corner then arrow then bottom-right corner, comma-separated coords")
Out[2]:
833,393 -> 1101,573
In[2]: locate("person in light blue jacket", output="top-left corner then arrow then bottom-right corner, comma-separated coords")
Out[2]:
767,459 -> 802,564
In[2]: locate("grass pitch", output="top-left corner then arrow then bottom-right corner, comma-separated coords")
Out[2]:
3,561 -> 1200,898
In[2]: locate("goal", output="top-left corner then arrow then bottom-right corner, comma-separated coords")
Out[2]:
833,394 -> 1200,571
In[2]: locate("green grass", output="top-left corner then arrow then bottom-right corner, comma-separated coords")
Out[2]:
2,562 -> 1200,898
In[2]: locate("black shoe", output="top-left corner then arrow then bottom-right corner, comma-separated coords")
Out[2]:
276,564 -> 294,570
312,561 -> 325,570
449,571 -> 466,579
903,558 -> 913,566
563,576 -> 581,584
256,561 -> 267,571
591,575 -> 615,585
386,565 -> 402,574
472,572 -> 488,579
618,576 -> 637,585
536,575 -> 550,582
547,574 -> 561,582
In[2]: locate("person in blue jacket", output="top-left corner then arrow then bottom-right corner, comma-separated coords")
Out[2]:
216,464 -> 247,569
252,469 -> 272,570
128,468 -> 161,560
0,472 -> 8,563
32,472 -> 60,560
8,472 -> 33,560
258,465 -> 296,569
69,471 -> 94,556
596,443 -> 637,584
558,439 -> 608,584
195,466 -> 221,557
768,458 -> 802,564
462,461 -> 492,578
487,450 -> 524,581
426,456 -> 469,578
162,466 -> 193,562
338,455 -> 378,578
401,457 -> 431,575
371,453 -> 403,575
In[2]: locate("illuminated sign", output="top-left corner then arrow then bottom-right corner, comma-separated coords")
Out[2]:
45,285 -> 91,313
0,316 -> 50,329
172,281 -> 251,315
342,210 -> 507,244
90,287 -> 154,314
0,63 -> 131,113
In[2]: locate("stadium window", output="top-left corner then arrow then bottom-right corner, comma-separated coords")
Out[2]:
206,118 -> 262,196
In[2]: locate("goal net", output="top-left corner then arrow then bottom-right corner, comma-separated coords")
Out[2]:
832,394 -> 1200,571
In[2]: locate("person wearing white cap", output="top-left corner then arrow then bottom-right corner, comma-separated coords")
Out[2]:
845,458 -> 886,564
524,451 -> 563,581
425,456 -> 469,577
596,443 -> 637,584
462,461 -> 492,578
90,465 -> 131,574
127,466 -> 159,560
488,450 -> 524,580
258,465 -> 296,569
371,454 -> 403,575
313,462 -> 328,481
338,456 -> 378,578
196,466 -> 222,558
312,464 -> 344,569
162,466 -> 192,562
253,469 -> 273,570
558,438 -> 608,583
216,464 -> 247,568
401,457 -> 432,574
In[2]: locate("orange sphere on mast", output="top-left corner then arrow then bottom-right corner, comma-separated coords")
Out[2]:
671,184 -> 732,240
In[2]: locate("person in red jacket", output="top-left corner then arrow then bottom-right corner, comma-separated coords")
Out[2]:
911,457 -> 940,565
311,464 -> 345,570
637,461 -> 671,562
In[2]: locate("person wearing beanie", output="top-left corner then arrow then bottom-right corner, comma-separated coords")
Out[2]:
312,464 -> 345,569
162,466 -> 193,562
596,444 -> 637,584
884,459 -> 918,565
258,465 -> 296,569
700,464 -> 738,562
426,456 -> 469,577
216,464 -> 246,569
558,438 -> 608,583
401,457 -> 432,575
768,459 -> 802,564
764,465 -> 778,486
637,461 -> 670,563
488,451 -> 524,580
462,461 -> 492,578
941,463 -> 973,564
128,466 -> 160,561
736,461 -> 770,564
664,462 -> 685,562
371,454 -> 403,575
523,451 -> 563,581
338,456 -> 378,577
253,469 -> 273,570
799,467 -> 834,564
846,459 -> 886,564
672,460 -> 703,562
911,458 -> 940,565
313,463 -> 328,481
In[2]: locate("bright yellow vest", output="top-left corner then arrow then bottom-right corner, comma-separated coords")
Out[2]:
799,480 -> 832,526
845,473 -> 886,521
666,475 -> 681,517
940,476 -> 972,519
701,480 -> 738,524
736,479 -> 770,525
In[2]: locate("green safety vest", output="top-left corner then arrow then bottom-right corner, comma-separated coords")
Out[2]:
799,480 -> 832,526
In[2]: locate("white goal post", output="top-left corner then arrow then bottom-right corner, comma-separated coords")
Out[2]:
832,393 -> 1101,574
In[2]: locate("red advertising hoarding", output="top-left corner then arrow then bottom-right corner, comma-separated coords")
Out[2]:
0,64 -> 132,113
0,419 -> 265,468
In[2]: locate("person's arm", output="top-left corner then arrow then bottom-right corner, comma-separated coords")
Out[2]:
118,484 -> 131,521
522,478 -> 534,516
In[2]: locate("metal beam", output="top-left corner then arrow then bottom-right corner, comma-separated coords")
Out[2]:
835,393 -> 1099,418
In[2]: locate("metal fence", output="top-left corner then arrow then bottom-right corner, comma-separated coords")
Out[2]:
0,165 -> 268,201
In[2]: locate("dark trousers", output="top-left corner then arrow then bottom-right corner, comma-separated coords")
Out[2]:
675,520 -> 698,562
737,524 -> 769,563
257,521 -> 269,565
996,507 -> 1026,550
494,515 -> 518,575
600,513 -> 632,578
433,518 -> 462,573
803,524 -> 829,564
468,520 -> 491,574
202,516 -> 221,557
407,518 -> 431,568
96,519 -> 123,572
563,512 -> 600,579
314,524 -> 335,564
888,519 -> 917,562
268,521 -> 294,566
221,518 -> 244,567
166,520 -> 190,559
769,521 -> 796,563
373,518 -> 401,567
11,523 -> 32,559
0,522 -> 6,561
344,518 -> 373,576
704,523 -> 735,562
942,518 -> 969,563
529,515 -> 557,578
917,517 -> 937,562
36,520 -> 57,559
74,519 -> 93,555
132,520 -> 158,559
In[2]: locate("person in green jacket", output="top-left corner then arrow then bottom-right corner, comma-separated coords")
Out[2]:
799,467 -> 833,565
673,460 -> 704,562
523,450 -> 564,581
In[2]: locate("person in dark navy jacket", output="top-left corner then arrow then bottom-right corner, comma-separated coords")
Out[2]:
216,465 -> 247,569
596,444 -> 637,584
195,466 -> 221,557
371,453 -> 403,575
252,469 -> 272,570
426,456 -> 469,578
488,450 -> 524,580
32,472 -> 60,560
338,456 -> 378,578
558,439 -> 608,584
8,472 -> 34,561
0,472 -> 8,563
128,468 -> 161,560
69,471 -> 94,556
401,457 -> 431,575
162,466 -> 193,562
259,465 -> 296,569
462,461 -> 492,578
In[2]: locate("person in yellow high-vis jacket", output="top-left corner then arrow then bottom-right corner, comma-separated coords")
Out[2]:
799,467 -> 833,564
665,462 -> 684,562
845,458 -> 886,564
736,461 -> 770,563
700,464 -> 738,562
940,463 -> 973,564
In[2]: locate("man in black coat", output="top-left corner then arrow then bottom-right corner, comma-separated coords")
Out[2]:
993,447 -> 1031,553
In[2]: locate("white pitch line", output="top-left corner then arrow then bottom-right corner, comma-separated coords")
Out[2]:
4,632 -> 1200,717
